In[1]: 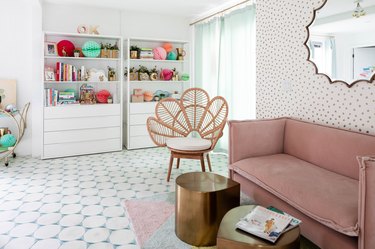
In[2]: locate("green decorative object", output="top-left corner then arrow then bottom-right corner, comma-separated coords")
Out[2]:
181,74 -> 190,81
82,41 -> 101,58
0,134 -> 16,147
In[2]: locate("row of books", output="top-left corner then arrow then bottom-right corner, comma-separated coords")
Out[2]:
45,88 -> 77,106
55,62 -> 84,82
236,206 -> 302,243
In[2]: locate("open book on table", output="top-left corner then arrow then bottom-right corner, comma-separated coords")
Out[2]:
235,206 -> 293,243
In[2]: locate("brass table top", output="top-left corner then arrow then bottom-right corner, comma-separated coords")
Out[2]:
217,205 -> 300,249
176,172 -> 239,192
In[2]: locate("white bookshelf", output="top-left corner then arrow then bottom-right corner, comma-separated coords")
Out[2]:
42,32 -> 123,159
124,37 -> 190,149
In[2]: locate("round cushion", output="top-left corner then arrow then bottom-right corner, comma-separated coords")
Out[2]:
166,137 -> 211,151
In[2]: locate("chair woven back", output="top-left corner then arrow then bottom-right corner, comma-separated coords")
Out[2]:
147,88 -> 228,150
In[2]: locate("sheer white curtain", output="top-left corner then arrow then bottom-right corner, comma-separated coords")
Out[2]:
194,5 -> 256,151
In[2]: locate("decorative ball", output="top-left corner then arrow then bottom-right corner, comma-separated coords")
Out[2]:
0,134 -> 16,147
166,51 -> 177,60
96,90 -> 111,103
160,69 -> 173,81
5,104 -> 17,113
57,40 -> 75,57
82,41 -> 101,58
153,47 -> 167,60
143,91 -> 153,102
181,74 -> 190,81
163,43 -> 173,52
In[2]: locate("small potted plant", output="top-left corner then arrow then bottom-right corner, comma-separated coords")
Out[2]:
129,67 -> 138,81
100,42 -> 110,58
108,66 -> 116,81
130,45 -> 140,59
138,65 -> 150,81
111,42 -> 119,58
73,49 -> 80,58
149,66 -> 159,81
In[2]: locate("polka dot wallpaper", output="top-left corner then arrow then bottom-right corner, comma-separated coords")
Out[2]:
256,0 -> 375,135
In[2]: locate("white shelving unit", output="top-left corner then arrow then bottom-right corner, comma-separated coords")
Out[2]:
124,38 -> 190,149
42,32 -> 123,159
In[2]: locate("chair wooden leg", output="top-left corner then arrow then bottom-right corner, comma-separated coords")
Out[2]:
206,153 -> 212,172
176,158 -> 180,169
167,153 -> 174,182
200,155 -> 206,172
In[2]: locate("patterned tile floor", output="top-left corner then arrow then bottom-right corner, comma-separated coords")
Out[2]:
0,148 -> 228,249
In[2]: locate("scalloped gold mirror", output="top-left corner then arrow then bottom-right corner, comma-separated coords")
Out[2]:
306,0 -> 375,87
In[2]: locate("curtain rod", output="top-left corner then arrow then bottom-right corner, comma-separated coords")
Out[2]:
189,0 -> 251,26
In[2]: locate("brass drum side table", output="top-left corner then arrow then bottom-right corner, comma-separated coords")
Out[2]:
217,205 -> 300,249
175,172 -> 240,247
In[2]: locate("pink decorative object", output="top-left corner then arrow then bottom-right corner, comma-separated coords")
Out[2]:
96,89 -> 111,103
163,43 -> 173,52
153,47 -> 167,60
160,69 -> 173,81
144,91 -> 153,102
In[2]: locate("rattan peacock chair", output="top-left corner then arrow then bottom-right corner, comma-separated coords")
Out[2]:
147,88 -> 228,182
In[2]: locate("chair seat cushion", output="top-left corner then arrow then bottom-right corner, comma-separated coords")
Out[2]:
166,137 -> 211,151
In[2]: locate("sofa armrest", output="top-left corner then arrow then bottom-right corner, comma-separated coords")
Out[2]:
228,118 -> 286,165
358,156 -> 375,249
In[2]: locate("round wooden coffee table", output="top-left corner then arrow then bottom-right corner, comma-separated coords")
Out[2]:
175,172 -> 240,247
217,205 -> 300,249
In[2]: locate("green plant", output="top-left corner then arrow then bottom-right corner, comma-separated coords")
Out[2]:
74,49 -> 80,53
150,66 -> 158,74
138,65 -> 149,74
130,45 -> 140,51
112,42 -> 119,50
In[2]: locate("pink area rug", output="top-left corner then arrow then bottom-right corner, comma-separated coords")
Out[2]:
124,198 -> 175,247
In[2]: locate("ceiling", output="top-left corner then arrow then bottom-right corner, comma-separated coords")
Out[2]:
311,0 -> 375,34
42,0 -> 238,19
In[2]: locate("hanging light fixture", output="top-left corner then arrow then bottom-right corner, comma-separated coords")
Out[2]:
352,0 -> 366,18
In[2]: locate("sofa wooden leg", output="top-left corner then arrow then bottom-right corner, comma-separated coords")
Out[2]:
206,154 -> 212,172
176,158 -> 180,169
167,153 -> 174,182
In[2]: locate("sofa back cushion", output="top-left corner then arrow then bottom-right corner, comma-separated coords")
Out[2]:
284,119 -> 375,180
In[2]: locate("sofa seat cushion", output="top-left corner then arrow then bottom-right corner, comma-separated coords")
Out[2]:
230,153 -> 359,236
166,137 -> 211,151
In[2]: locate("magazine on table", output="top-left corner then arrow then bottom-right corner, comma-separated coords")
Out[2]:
267,206 -> 302,233
235,206 -> 292,243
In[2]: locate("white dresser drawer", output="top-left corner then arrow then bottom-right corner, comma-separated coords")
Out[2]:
44,115 -> 120,132
129,125 -> 149,137
129,102 -> 156,114
43,138 -> 122,159
129,114 -> 152,125
44,127 -> 121,145
44,104 -> 121,119
129,136 -> 155,149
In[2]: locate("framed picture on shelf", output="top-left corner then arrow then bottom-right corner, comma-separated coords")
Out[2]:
44,67 -> 55,81
45,42 -> 57,56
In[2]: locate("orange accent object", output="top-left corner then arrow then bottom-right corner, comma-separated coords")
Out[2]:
163,43 -> 173,52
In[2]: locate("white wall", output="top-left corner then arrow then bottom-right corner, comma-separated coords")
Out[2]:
36,3 -> 190,157
0,0 -> 42,156
335,32 -> 375,82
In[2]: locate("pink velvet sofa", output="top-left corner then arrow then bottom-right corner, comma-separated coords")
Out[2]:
228,118 -> 375,249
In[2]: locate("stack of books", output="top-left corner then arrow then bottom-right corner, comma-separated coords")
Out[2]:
56,62 -> 78,81
139,48 -> 153,59
236,206 -> 302,243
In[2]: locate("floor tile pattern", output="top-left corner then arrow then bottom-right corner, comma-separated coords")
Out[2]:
0,148 -> 228,249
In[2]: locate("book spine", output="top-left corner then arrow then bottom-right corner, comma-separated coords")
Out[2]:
56,62 -> 60,82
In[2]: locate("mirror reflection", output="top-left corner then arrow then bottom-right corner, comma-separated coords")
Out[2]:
308,0 -> 375,85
